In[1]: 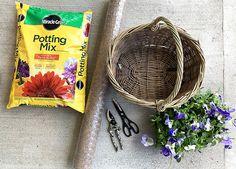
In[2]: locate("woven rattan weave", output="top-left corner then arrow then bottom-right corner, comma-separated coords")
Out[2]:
107,17 -> 205,111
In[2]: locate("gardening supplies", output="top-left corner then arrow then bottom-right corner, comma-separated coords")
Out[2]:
106,109 -> 123,151
7,2 -> 92,113
73,0 -> 126,168
112,99 -> 139,137
107,16 -> 205,112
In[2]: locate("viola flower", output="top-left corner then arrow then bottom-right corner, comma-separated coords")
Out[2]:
199,122 -> 205,129
168,137 -> 177,144
174,111 -> 185,120
164,115 -> 173,128
63,58 -> 77,85
210,102 -> 217,111
16,59 -> 30,85
177,136 -> 186,146
22,71 -> 70,99
190,121 -> 200,131
205,118 -> 211,131
168,128 -> 177,136
162,146 -> 171,157
203,104 -> 210,113
217,107 -> 233,121
222,136 -> 232,149
141,134 -> 154,147
204,103 -> 216,116
162,145 -> 176,157
174,154 -> 182,160
191,125 -> 196,131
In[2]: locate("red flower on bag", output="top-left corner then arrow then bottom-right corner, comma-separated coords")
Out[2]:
84,23 -> 90,37
22,71 -> 70,98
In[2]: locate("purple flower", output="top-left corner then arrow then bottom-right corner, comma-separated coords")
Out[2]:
219,95 -> 223,101
164,115 -> 172,128
165,115 -> 170,125
223,128 -> 229,132
16,59 -> 30,78
168,137 -> 177,144
203,104 -> 210,113
205,118 -> 211,131
210,102 -> 217,111
63,58 -> 77,84
174,112 -> 185,120
141,134 -> 148,145
16,59 -> 30,85
191,121 -> 200,131
169,128 -> 177,136
199,123 -> 205,129
141,134 -> 154,147
208,102 -> 217,117
191,125 -> 197,131
228,108 -> 236,113
177,136 -> 186,145
217,107 -> 232,121
222,136 -> 232,149
174,154 -> 182,160
162,146 -> 171,157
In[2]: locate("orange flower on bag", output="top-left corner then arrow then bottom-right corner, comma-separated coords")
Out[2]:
22,71 -> 70,99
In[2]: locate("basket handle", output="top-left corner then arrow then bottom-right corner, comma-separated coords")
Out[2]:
150,17 -> 184,112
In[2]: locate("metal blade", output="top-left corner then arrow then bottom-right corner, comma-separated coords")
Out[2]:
112,99 -> 123,113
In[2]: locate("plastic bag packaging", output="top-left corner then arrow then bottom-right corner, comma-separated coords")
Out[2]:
7,2 -> 92,113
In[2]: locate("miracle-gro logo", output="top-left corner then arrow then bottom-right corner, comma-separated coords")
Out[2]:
42,15 -> 62,30
42,19 -> 62,25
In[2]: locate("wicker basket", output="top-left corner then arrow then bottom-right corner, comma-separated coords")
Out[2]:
107,16 -> 205,112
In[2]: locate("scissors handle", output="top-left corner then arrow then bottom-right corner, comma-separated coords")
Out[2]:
129,121 -> 139,134
122,119 -> 139,137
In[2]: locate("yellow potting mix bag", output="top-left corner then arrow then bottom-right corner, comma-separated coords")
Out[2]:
7,2 -> 92,113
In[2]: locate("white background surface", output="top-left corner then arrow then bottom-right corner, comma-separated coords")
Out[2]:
0,0 -> 235,169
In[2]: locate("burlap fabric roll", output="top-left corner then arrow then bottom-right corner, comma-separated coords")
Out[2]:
73,0 -> 126,169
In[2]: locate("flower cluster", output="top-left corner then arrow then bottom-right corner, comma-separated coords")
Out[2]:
62,58 -> 77,85
16,59 -> 30,85
151,90 -> 235,162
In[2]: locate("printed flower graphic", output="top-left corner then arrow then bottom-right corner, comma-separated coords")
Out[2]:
22,71 -> 70,99
63,58 -> 77,85
16,59 -> 30,85
84,23 -> 90,37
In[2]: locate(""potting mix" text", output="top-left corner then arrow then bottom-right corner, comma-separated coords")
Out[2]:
33,35 -> 67,51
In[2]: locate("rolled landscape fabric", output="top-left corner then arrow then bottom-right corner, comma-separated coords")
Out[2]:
73,0 -> 126,168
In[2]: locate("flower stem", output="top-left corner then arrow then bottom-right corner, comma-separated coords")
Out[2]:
17,72 -> 24,85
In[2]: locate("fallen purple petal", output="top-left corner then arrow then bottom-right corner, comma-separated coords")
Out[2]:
222,136 -> 232,149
